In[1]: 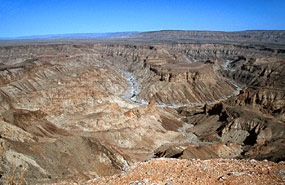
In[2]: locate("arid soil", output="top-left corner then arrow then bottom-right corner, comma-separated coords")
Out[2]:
0,30 -> 284,184
56,158 -> 285,185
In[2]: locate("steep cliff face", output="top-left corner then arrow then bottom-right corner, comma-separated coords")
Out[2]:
94,43 -> 285,105
144,43 -> 285,163
157,101 -> 285,163
139,62 -> 236,105
0,44 -> 187,184
0,39 -> 284,184
226,58 -> 285,88
166,56 -> 285,160
235,88 -> 285,116
224,57 -> 285,121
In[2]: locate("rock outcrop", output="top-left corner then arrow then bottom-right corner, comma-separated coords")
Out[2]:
0,31 -> 284,184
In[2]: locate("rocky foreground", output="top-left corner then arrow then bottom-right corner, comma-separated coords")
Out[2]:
56,158 -> 285,185
0,30 -> 284,184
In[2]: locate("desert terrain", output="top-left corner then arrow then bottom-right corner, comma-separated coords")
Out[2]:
0,30 -> 284,184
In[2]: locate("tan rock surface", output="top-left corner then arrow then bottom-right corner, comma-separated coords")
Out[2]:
0,35 -> 284,184
56,158 -> 285,185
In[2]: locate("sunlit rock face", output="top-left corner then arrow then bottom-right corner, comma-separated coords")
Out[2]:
0,31 -> 285,184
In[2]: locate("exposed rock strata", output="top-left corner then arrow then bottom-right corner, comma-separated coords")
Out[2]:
0,37 -> 284,184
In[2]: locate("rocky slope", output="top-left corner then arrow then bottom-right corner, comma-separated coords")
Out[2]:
57,158 -> 285,185
0,31 -> 284,184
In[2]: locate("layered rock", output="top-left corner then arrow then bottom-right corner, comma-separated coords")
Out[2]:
0,37 -> 284,184
139,61 -> 236,104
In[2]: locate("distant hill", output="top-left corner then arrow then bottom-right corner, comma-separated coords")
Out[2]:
134,30 -> 285,45
0,30 -> 284,46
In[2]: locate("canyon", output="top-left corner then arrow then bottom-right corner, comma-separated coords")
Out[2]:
0,30 -> 284,184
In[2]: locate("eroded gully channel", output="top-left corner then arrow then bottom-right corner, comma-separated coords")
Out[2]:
121,60 -> 242,108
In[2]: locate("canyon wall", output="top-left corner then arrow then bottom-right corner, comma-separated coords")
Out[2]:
0,38 -> 284,183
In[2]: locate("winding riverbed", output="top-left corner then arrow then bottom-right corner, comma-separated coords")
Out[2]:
121,70 -> 148,105
121,60 -> 243,108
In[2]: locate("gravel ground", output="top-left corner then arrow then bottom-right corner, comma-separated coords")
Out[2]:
55,158 -> 285,185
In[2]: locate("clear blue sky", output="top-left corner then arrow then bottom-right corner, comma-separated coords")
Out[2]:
0,0 -> 284,37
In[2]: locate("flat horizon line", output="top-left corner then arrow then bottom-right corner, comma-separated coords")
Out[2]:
1,29 -> 285,40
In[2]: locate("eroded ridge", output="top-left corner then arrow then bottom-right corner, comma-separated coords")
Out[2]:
0,34 -> 284,184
